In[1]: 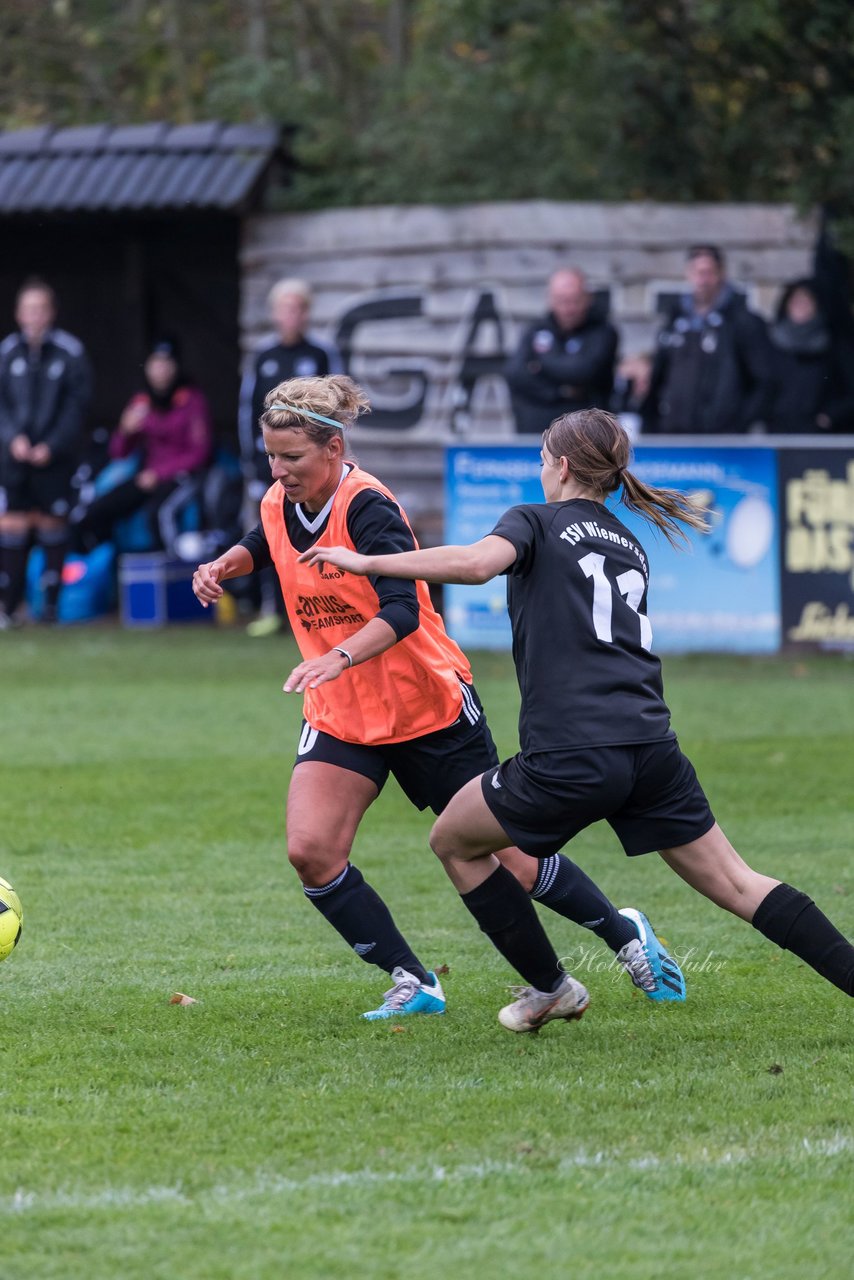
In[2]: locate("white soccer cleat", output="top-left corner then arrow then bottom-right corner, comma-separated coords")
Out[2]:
498,972 -> 590,1033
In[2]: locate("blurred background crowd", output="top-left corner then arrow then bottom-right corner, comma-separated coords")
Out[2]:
2,0 -> 853,634
1,242 -> 852,631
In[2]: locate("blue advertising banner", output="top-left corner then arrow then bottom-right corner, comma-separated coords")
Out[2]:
621,448 -> 780,653
444,446 -> 542,650
445,444 -> 781,653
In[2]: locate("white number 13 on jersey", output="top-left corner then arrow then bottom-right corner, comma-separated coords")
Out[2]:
578,551 -> 653,650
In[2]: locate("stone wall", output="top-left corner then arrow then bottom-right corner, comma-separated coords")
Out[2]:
240,200 -> 816,539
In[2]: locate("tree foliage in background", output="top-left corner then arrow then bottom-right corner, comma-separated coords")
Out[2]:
2,0 -> 853,233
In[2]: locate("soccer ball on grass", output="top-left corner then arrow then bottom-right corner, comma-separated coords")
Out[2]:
0,875 -> 22,961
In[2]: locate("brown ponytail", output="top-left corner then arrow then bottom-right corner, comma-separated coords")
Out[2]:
543,408 -> 710,547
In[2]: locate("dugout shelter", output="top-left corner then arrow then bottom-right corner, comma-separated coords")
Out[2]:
0,120 -> 291,445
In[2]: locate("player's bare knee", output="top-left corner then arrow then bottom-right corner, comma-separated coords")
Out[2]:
428,822 -> 451,863
430,817 -> 469,865
430,822 -> 489,867
286,836 -> 348,886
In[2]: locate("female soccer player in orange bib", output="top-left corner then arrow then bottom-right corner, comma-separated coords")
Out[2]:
302,405 -> 854,1031
193,377 -> 682,1023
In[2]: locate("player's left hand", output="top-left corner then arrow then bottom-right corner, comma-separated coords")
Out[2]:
192,560 -> 225,605
298,545 -> 370,576
283,649 -> 350,694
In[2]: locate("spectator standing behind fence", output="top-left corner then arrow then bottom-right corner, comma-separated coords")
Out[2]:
238,278 -> 343,636
504,268 -> 618,435
610,352 -> 654,440
642,245 -> 773,435
0,277 -> 91,627
767,278 -> 854,434
72,337 -> 212,553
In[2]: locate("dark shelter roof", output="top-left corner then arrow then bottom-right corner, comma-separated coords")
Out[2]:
0,121 -> 283,216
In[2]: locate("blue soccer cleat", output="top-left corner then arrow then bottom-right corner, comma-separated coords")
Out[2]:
362,967 -> 446,1020
617,908 -> 686,1002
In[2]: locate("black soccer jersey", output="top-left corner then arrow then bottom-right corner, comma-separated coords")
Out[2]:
491,499 -> 674,753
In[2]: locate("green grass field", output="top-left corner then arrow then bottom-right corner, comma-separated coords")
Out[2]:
2,627 -> 853,1279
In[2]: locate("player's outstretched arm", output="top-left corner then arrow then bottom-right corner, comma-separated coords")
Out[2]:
299,535 -> 516,585
192,545 -> 255,606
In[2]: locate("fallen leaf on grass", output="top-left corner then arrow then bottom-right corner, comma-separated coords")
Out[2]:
170,992 -> 198,1006
433,963 -> 450,976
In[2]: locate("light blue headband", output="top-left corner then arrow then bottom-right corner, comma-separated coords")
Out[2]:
268,402 -> 345,430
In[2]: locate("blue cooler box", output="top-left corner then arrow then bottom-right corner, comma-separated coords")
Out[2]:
119,552 -> 212,628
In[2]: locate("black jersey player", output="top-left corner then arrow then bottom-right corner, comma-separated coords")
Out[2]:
302,407 -> 854,1032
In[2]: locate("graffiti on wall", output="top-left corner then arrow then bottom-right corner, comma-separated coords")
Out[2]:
333,287 -> 512,433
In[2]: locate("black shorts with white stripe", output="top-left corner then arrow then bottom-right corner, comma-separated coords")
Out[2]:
293,679 -> 499,814
480,737 -> 714,859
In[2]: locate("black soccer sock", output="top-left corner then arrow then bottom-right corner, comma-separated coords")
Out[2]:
0,530 -> 31,616
531,853 -> 637,953
303,863 -> 430,985
461,862 -> 563,992
752,882 -> 854,996
37,526 -> 69,619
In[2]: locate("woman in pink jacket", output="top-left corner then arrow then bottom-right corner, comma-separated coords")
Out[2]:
75,338 -> 212,550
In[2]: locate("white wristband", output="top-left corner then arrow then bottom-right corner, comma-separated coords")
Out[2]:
333,646 -> 353,668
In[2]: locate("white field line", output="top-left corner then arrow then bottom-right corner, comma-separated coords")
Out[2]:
6,1134 -> 853,1217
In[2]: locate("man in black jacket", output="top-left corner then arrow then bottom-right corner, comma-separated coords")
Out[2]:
642,245 -> 772,435
238,277 -> 342,635
0,279 -> 91,626
504,268 -> 618,435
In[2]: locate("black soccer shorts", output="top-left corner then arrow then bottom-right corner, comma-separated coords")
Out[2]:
4,460 -> 76,518
293,679 -> 500,815
481,736 -> 715,858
